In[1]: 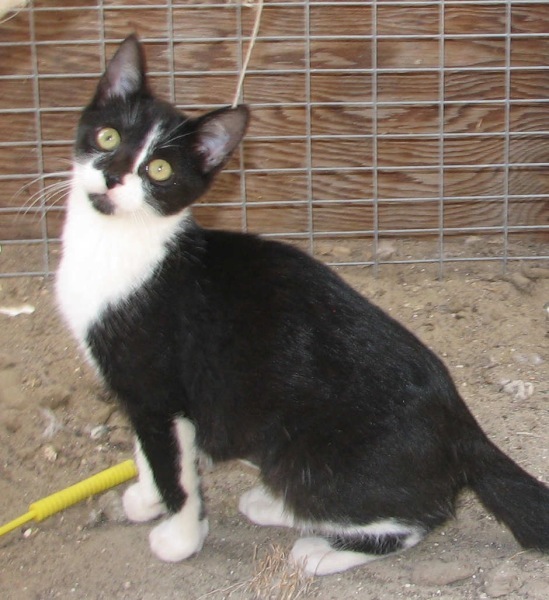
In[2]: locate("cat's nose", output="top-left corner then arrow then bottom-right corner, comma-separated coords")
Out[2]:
105,173 -> 122,189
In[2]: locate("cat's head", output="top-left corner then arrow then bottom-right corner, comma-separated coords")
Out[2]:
73,34 -> 249,218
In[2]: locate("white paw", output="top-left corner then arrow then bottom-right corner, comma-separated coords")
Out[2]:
149,514 -> 209,563
239,486 -> 295,528
291,537 -> 374,576
123,482 -> 166,523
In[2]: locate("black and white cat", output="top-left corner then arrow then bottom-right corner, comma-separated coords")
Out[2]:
56,35 -> 549,576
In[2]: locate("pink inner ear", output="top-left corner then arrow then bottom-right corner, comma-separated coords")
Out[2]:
198,123 -> 232,171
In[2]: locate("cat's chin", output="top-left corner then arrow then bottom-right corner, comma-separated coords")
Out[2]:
89,193 -> 116,215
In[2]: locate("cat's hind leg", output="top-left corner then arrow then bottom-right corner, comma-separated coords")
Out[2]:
239,485 -> 296,528
291,521 -> 424,576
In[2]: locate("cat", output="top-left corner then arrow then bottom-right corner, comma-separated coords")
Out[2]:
56,34 -> 549,576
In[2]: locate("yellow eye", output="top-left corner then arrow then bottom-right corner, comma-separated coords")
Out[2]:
147,159 -> 173,182
96,127 -> 121,151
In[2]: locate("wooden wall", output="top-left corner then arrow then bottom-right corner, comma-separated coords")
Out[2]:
1,1 -> 548,274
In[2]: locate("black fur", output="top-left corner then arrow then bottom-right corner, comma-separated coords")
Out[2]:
72,36 -> 549,562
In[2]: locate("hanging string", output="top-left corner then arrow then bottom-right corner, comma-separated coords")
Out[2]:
232,0 -> 264,108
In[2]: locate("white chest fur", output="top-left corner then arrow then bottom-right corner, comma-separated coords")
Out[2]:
56,174 -> 188,343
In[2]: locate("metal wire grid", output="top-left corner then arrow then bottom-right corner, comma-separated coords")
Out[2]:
0,0 -> 548,278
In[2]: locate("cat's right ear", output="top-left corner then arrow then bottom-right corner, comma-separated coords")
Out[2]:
92,34 -> 148,106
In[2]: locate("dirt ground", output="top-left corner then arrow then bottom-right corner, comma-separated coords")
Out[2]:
0,238 -> 548,600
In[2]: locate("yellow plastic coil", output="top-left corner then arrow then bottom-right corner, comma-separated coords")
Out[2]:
0,459 -> 138,537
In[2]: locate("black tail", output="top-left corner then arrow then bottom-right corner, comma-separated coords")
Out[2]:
462,432 -> 549,551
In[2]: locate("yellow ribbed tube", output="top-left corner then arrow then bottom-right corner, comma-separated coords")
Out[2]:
0,459 -> 138,537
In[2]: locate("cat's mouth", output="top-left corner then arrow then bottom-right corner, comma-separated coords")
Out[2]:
88,193 -> 115,216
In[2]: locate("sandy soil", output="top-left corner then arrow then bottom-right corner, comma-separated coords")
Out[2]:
0,239 -> 548,600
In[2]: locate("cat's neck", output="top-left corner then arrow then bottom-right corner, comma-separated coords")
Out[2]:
56,176 -> 190,342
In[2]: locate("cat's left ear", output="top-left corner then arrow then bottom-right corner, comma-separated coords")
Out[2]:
93,34 -> 148,105
194,105 -> 250,174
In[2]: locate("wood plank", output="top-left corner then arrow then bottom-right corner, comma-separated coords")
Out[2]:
508,198 -> 549,227
312,170 -> 374,201
377,39 -> 440,69
37,44 -> 101,76
313,202 -> 375,233
0,113 -> 36,144
243,73 -> 305,104
193,205 -> 242,231
444,168 -> 504,198
310,4 -> 372,36
445,70 -> 506,101
175,74 -> 241,106
248,40 -> 305,71
243,140 -> 307,170
199,172 -> 243,205
445,4 -> 507,35
247,106 -> 307,137
312,138 -> 373,169
444,103 -> 505,134
377,138 -> 440,167
172,6 -> 236,39
0,79 -> 34,110
510,103 -> 549,132
173,39 -> 237,72
0,147 -> 37,176
104,7 -> 170,40
445,39 -> 506,68
0,212 -> 44,241
311,39 -> 372,70
310,73 -> 372,103
377,72 -> 439,102
511,69 -> 549,100
34,9 -> 100,43
378,169 -> 440,199
378,4 -> 439,35
40,111 -> 80,143
39,78 -> 97,109
0,179 -> 41,210
377,104 -> 440,134
444,136 -> 505,166
512,38 -> 549,67
0,44 -> 32,77
41,146 -> 73,175
512,3 -> 549,34
242,4 -> 304,37
311,106 -> 372,135
247,204 -> 309,234
245,172 -> 309,203
508,166 -> 549,196
509,134 -> 549,164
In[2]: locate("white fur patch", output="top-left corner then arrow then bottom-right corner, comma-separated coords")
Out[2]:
290,520 -> 424,576
123,438 -> 166,522
239,486 -> 295,528
291,537 -> 377,576
149,417 -> 208,562
56,162 -> 189,342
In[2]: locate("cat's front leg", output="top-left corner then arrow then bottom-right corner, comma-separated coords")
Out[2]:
123,438 -> 167,522
128,415 -> 208,562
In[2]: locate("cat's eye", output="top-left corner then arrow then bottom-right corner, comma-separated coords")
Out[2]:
96,127 -> 121,151
147,159 -> 173,182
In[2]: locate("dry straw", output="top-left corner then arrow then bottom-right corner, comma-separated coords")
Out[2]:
232,0 -> 265,108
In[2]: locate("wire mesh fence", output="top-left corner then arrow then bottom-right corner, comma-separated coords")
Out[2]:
0,0 -> 548,278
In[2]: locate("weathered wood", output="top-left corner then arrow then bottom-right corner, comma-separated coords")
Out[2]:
1,1 -> 548,253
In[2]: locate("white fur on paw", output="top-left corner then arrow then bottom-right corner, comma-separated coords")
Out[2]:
123,482 -> 166,523
239,486 -> 295,528
291,537 -> 375,576
149,514 -> 209,563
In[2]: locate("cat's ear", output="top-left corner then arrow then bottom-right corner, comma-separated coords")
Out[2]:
193,106 -> 249,174
93,34 -> 148,105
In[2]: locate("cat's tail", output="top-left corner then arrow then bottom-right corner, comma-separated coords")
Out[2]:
461,429 -> 549,551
